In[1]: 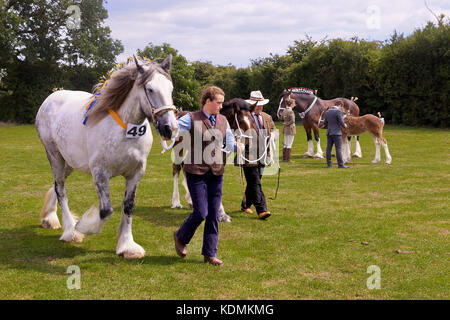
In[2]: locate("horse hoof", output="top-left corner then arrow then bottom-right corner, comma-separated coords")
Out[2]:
41,219 -> 61,230
72,230 -> 84,243
59,229 -> 84,243
220,214 -> 231,223
304,154 -> 314,158
75,206 -> 104,235
371,160 -> 380,164
352,154 -> 362,158
117,241 -> 145,258
313,154 -> 324,159
171,204 -> 182,209
122,251 -> 145,259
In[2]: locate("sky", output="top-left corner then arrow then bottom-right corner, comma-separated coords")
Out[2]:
103,0 -> 450,67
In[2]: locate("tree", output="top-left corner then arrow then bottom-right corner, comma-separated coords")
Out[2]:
0,0 -> 123,123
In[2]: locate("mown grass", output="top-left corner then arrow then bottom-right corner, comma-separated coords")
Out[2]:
0,124 -> 448,300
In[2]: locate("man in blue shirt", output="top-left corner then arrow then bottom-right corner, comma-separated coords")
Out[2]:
320,101 -> 349,168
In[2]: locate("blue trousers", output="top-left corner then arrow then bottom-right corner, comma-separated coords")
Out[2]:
177,170 -> 223,257
326,134 -> 344,167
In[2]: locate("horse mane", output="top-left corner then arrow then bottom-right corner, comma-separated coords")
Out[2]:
87,61 -> 171,125
221,98 -> 250,116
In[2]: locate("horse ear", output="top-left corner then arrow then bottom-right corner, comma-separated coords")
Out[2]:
160,54 -> 172,73
233,102 -> 241,113
133,55 -> 145,74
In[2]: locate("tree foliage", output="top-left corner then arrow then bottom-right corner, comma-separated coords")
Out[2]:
1,2 -> 448,128
138,43 -> 200,111
0,0 -> 123,123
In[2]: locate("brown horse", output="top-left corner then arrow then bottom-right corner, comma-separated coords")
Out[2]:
278,88 -> 361,159
170,98 -> 254,222
339,110 -> 392,165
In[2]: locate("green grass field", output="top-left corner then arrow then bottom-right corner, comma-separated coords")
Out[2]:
0,124 -> 448,300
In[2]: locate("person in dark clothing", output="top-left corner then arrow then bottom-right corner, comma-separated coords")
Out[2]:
320,101 -> 349,168
240,90 -> 277,220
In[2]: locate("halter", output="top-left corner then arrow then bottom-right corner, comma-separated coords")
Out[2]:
234,113 -> 253,139
236,123 -> 275,166
277,97 -> 285,118
296,94 -> 318,119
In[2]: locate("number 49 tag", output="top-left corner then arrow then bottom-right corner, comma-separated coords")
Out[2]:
126,123 -> 147,139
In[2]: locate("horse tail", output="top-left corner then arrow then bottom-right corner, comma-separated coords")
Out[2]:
377,112 -> 385,126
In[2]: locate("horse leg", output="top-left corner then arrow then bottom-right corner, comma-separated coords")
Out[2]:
116,170 -> 146,259
371,135 -> 381,164
380,136 -> 392,164
313,128 -> 324,159
352,136 -> 362,158
171,164 -> 182,208
75,167 -> 112,235
304,130 -> 314,158
218,203 -> 231,223
341,135 -> 350,164
44,149 -> 83,242
40,187 -> 60,229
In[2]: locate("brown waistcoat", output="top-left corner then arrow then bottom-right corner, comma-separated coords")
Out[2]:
183,110 -> 228,176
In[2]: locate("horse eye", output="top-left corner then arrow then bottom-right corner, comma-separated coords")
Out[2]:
147,88 -> 154,94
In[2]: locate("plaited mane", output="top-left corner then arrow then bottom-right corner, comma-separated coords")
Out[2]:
87,61 -> 171,125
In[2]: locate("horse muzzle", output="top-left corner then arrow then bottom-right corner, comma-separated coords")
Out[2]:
159,124 -> 179,141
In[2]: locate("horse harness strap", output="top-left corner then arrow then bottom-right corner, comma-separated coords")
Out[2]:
107,105 -> 177,131
299,96 -> 318,119
108,109 -> 127,130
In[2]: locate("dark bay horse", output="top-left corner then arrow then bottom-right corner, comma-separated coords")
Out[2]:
170,98 -> 253,222
278,88 -> 361,159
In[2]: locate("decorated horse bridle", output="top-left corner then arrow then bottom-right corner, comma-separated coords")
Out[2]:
278,89 -> 318,119
289,92 -> 318,119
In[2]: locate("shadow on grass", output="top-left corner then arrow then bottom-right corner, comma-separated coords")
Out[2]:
0,223 -> 206,269
0,224 -> 87,275
77,253 -> 204,266
133,205 -> 189,228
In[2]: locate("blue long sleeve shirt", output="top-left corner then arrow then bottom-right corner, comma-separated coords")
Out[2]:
177,111 -> 237,153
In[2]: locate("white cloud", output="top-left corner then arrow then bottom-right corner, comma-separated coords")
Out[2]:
104,0 -> 450,66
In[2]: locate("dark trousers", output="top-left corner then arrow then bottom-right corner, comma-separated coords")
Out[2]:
326,134 -> 344,167
177,170 -> 223,257
242,165 -> 267,213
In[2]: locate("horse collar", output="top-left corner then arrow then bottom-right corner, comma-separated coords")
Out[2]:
299,96 -> 318,119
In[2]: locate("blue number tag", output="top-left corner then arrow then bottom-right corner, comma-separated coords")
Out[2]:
126,123 -> 147,139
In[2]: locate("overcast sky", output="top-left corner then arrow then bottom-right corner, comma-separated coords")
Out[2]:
103,0 -> 449,67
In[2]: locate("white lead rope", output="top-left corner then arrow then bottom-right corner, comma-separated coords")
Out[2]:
160,127 -> 179,154
238,135 -> 275,166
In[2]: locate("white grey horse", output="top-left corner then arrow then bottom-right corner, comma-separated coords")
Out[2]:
36,55 -> 178,258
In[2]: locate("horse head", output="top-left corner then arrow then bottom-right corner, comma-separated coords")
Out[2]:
133,55 -> 178,140
277,89 -> 291,119
221,98 -> 253,139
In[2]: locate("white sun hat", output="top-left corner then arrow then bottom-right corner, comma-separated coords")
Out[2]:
245,90 -> 269,106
